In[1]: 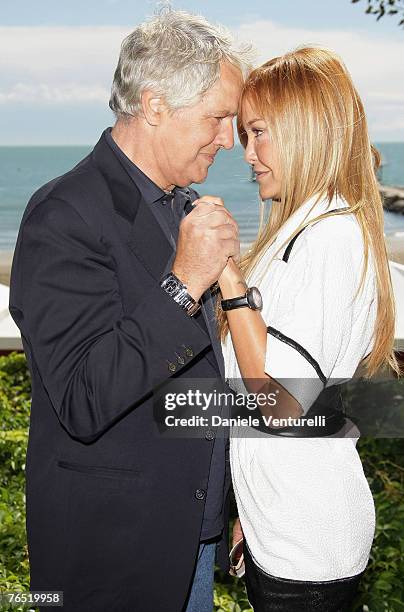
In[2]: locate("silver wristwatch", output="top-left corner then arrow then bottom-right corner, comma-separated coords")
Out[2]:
160,273 -> 201,317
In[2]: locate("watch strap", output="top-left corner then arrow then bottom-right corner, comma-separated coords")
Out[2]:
221,295 -> 249,311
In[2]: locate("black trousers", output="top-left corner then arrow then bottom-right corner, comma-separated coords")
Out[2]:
244,542 -> 363,612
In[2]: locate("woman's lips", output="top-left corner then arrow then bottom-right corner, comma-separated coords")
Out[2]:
255,170 -> 270,180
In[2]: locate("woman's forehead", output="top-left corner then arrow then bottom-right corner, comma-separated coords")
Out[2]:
240,96 -> 264,124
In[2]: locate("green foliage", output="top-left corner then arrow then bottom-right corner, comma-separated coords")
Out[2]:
0,353 -> 32,611
352,0 -> 404,27
0,353 -> 403,611
353,438 -> 404,611
0,431 -> 30,586
0,352 -> 31,431
214,578 -> 252,612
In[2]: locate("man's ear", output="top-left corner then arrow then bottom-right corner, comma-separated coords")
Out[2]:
141,90 -> 167,126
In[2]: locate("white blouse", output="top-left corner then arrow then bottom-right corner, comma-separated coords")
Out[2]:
223,194 -> 378,581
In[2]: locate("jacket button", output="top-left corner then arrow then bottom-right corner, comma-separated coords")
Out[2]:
205,430 -> 215,441
195,489 -> 206,500
167,361 -> 177,373
175,352 -> 185,365
184,346 -> 194,357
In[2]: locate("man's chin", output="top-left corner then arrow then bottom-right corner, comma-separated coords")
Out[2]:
177,165 -> 209,187
190,169 -> 210,185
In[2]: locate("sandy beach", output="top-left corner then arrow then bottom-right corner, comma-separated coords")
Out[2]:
385,234 -> 404,267
1,235 -> 404,287
0,251 -> 13,287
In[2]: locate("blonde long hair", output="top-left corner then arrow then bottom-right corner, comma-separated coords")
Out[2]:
218,46 -> 401,378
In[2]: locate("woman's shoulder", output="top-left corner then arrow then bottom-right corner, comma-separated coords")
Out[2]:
275,197 -> 365,260
300,212 -> 378,311
279,208 -> 376,298
308,207 -> 363,245
300,209 -> 368,270
253,201 -> 374,287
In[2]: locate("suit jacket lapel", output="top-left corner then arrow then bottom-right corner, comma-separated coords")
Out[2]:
92,132 -> 174,281
127,198 -> 174,281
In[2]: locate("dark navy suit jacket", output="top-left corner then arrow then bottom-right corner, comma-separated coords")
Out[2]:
9,131 -> 231,612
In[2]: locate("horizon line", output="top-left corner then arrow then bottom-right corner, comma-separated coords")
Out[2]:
2,140 -> 404,147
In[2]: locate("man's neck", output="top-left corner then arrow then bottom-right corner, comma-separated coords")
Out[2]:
111,121 -> 175,192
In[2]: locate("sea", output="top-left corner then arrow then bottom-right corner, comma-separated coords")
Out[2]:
1,142 -> 404,252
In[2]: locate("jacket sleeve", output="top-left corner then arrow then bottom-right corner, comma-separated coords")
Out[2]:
9,197 -> 211,442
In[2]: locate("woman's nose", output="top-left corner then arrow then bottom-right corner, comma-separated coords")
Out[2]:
244,140 -> 257,165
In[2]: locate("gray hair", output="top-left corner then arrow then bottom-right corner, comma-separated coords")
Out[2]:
109,7 -> 252,118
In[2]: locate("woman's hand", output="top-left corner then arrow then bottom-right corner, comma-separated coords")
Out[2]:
219,257 -> 247,299
192,194 -> 225,208
232,517 -> 243,547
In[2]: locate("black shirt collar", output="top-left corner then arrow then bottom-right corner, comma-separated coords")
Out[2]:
104,127 -> 193,215
104,127 -> 175,204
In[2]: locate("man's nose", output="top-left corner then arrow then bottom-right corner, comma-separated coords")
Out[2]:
215,118 -> 234,150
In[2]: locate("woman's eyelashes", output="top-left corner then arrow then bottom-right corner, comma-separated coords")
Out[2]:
252,127 -> 265,138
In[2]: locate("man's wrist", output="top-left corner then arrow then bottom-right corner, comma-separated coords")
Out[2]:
171,268 -> 203,302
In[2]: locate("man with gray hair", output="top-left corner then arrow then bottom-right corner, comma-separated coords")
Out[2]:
9,7 -> 249,611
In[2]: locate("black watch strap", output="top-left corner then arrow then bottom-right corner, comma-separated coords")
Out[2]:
221,295 -> 248,311
221,286 -> 263,312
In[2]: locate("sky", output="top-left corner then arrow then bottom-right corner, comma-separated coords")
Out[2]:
1,0 -> 404,145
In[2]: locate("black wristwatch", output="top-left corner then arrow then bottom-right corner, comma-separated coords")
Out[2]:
221,287 -> 263,312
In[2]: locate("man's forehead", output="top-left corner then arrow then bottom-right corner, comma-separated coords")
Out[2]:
209,63 -> 243,91
204,83 -> 242,115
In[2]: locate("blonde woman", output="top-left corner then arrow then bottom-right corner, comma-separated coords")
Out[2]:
218,47 -> 401,610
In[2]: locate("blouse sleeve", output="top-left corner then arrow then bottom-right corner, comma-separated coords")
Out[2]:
264,221 -> 367,415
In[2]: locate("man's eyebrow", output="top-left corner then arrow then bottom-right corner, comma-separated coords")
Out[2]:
209,109 -> 237,117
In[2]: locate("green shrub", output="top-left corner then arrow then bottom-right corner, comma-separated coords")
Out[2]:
0,352 -> 31,431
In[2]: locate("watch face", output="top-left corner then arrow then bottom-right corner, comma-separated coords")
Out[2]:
247,287 -> 263,311
164,279 -> 178,295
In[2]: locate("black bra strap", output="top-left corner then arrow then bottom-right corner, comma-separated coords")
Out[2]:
282,208 -> 345,263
